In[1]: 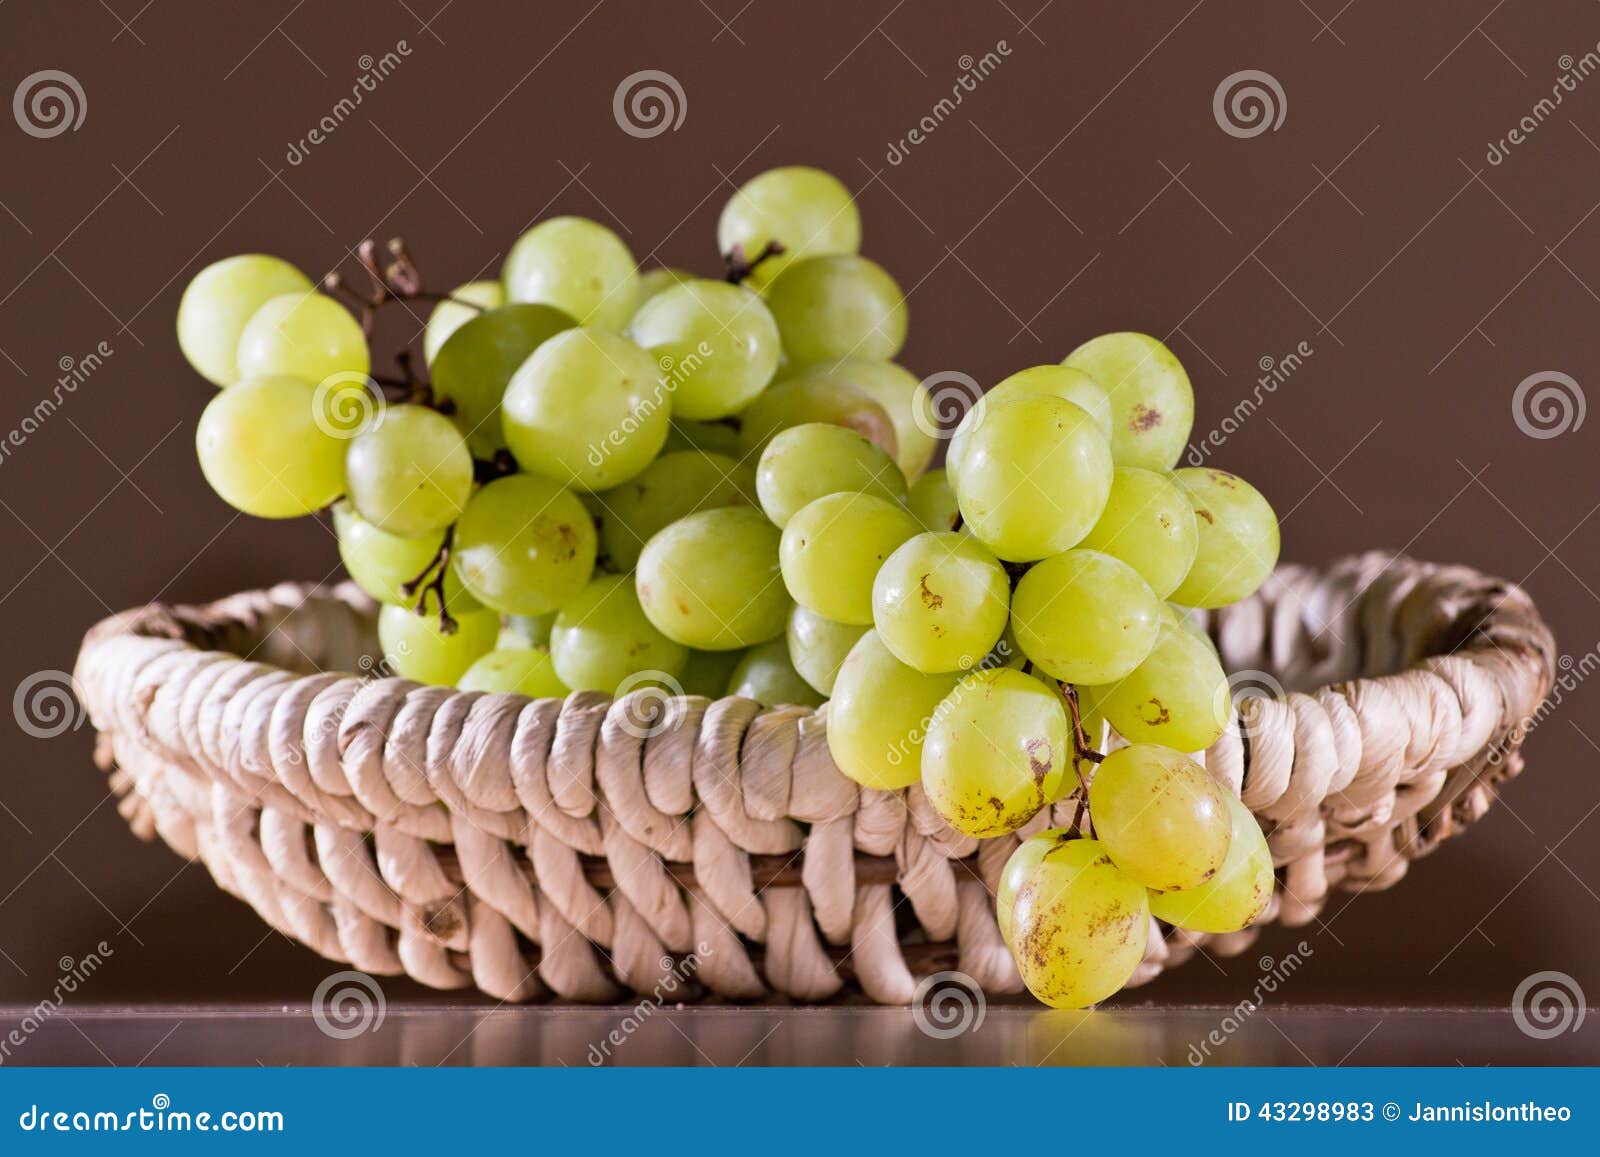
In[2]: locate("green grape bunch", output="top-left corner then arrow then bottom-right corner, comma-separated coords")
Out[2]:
178,164 -> 1282,1013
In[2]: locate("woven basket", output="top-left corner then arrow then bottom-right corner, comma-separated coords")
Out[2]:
72,551 -> 1554,1004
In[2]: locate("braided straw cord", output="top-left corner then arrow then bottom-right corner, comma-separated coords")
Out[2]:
73,552 -> 1554,1003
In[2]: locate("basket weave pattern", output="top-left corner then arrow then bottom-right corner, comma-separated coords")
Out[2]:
73,552 -> 1554,1003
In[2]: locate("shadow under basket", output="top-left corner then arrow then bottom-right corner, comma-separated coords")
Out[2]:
73,552 -> 1555,1005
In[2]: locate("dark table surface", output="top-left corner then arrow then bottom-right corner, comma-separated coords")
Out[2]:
4,1004 -> 1596,1067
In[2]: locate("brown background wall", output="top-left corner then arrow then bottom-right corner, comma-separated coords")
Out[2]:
0,0 -> 1597,1010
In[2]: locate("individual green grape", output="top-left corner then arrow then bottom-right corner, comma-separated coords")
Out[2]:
663,418 -> 744,457
786,605 -> 867,696
1087,743 -> 1232,891
734,376 -> 898,463
1168,468 -> 1280,609
871,532 -> 1008,673
1148,791 -> 1273,933
678,647 -> 746,697
825,630 -> 960,790
996,828 -> 1071,951
1009,837 -> 1150,1009
765,255 -> 907,367
458,647 -> 568,697
635,506 -> 790,649
451,473 -> 598,615
502,216 -> 639,332
194,375 -> 346,518
945,365 -> 1112,492
950,394 -> 1113,561
235,292 -> 370,385
550,573 -> 689,693
423,280 -> 507,366
430,303 -> 574,457
1062,332 -> 1194,470
500,612 -> 557,649
920,668 -> 1069,838
795,359 -> 937,481
1011,549 -> 1162,685
501,327 -> 671,491
597,450 -> 755,571
717,165 -> 861,289
628,280 -> 781,420
344,405 -> 473,537
779,492 -> 920,625
907,469 -> 961,533
333,502 -> 479,612
178,255 -> 313,386
378,603 -> 499,686
1077,467 -> 1199,599
1082,621 -> 1230,753
756,422 -> 907,528
725,638 -> 825,708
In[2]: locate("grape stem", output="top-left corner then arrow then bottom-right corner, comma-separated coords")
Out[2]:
722,240 -> 786,284
473,448 -> 520,483
323,236 -> 489,337
399,525 -> 458,636
1060,681 -> 1104,772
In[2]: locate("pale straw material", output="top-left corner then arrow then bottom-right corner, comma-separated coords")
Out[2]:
73,552 -> 1554,1003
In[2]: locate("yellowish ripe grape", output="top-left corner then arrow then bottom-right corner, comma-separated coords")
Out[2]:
423,280 -> 507,365
1148,791 -> 1273,933
921,668 -> 1070,837
786,605 -> 867,696
451,474 -> 598,616
177,255 -> 313,386
1087,743 -> 1232,891
1062,331 -> 1194,471
635,506 -> 790,650
1010,549 -> 1161,685
996,828 -> 1070,951
826,631 -> 960,790
907,469 -> 961,532
502,216 -> 639,332
597,450 -> 755,572
235,292 -> 370,386
550,573 -> 688,693
1010,837 -> 1150,1009
378,603 -> 499,686
779,491 -> 920,625
1078,467 -> 1199,599
717,165 -> 861,289
871,531 -> 1008,673
458,647 -> 568,697
1168,468 -> 1280,609
756,422 -> 907,528
794,359 -> 937,481
1083,621 -> 1230,753
725,638 -> 825,708
195,375 -> 346,518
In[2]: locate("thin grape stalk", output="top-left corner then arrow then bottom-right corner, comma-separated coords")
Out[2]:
320,237 -> 522,635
